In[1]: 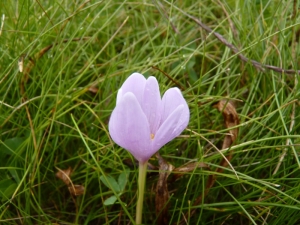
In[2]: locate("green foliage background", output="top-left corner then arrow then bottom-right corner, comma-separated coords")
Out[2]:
0,0 -> 299,224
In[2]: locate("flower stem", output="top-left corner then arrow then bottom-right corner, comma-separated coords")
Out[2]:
136,161 -> 148,225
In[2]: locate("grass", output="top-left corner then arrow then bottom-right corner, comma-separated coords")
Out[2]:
0,0 -> 300,224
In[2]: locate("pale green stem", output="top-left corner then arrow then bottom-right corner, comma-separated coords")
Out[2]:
136,161 -> 148,225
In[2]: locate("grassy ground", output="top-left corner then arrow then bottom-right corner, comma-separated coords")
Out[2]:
0,0 -> 300,224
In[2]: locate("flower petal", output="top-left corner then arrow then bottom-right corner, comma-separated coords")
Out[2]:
161,87 -> 189,125
117,73 -> 146,105
153,104 -> 188,150
109,92 -> 153,163
142,76 -> 162,134
153,88 -> 189,150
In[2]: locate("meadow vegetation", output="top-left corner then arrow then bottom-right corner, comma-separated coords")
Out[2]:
0,1 -> 299,224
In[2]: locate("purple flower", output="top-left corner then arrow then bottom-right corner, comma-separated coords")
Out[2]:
109,73 -> 190,163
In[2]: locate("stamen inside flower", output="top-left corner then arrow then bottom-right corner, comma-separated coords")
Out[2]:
150,133 -> 155,140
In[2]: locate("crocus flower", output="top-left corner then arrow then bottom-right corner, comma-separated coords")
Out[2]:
109,72 -> 190,162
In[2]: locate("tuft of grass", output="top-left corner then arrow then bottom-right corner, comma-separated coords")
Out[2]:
0,0 -> 299,224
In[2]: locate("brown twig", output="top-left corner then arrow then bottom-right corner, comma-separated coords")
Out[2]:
20,37 -> 90,96
35,0 -> 56,30
171,4 -> 300,75
22,96 -> 39,185
23,98 -> 37,151
16,37 -> 90,185
151,66 -> 185,90
22,37 -> 90,79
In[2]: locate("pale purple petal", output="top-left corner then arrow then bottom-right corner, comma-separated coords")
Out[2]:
109,73 -> 190,163
109,92 -> 152,163
117,72 -> 146,105
161,87 -> 189,124
116,88 -> 123,105
142,77 -> 162,134
153,104 -> 188,151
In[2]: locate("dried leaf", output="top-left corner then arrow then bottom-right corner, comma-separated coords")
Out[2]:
172,161 -> 209,181
56,167 -> 72,186
18,54 -> 26,73
193,100 -> 239,207
174,161 -> 209,173
214,100 -> 239,167
68,184 -> 85,196
155,153 -> 174,225
0,14 -> 5,36
214,100 -> 239,147
56,167 -> 85,196
88,86 -> 99,94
